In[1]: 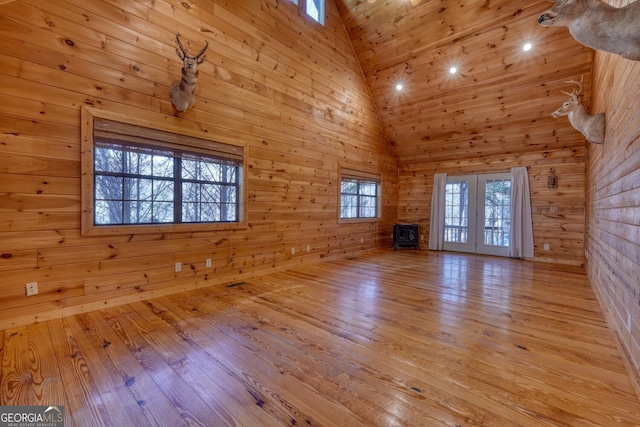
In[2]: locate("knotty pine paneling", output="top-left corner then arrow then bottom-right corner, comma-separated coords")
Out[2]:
0,0 -> 398,328
398,148 -> 586,266
336,0 -> 594,165
587,30 -> 640,394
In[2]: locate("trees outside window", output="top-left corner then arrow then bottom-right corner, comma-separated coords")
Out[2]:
94,144 -> 239,226
340,177 -> 379,219
81,108 -> 244,236
442,173 -> 512,257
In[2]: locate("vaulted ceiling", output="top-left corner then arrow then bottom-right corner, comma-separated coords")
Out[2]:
335,0 -> 594,165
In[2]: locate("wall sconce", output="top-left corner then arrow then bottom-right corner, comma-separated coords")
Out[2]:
548,167 -> 558,189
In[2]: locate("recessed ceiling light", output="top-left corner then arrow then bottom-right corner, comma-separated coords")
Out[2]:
396,84 -> 404,91
523,42 -> 533,51
449,67 -> 457,74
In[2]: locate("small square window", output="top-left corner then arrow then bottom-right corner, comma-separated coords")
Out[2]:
339,169 -> 380,220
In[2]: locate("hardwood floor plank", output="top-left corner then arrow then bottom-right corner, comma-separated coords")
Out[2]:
218,256 -> 636,426
162,289 -> 419,426
183,284 -> 519,426
121,300 -> 282,427
0,328 -> 32,405
47,318 -> 112,427
1,250 -> 639,426
0,330 -> 3,402
67,312 -> 179,427
147,295 -> 370,426
140,296 -> 298,426
222,277 -> 573,426
26,323 -> 67,407
103,305 -> 233,427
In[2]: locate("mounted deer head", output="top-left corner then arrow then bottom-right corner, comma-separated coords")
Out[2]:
538,0 -> 640,61
169,33 -> 209,112
551,77 -> 605,144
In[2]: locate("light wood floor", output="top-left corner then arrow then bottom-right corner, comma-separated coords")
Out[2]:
2,250 -> 640,426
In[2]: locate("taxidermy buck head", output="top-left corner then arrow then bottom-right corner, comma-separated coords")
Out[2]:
538,0 -> 640,61
169,33 -> 209,112
551,77 -> 605,144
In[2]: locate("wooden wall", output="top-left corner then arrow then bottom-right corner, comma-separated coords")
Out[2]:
0,0 -> 398,329
383,3 -> 592,267
587,4 -> 640,390
395,68 -> 590,265
398,147 -> 586,265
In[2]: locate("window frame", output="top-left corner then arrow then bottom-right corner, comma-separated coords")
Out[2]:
338,166 -> 381,223
81,106 -> 247,236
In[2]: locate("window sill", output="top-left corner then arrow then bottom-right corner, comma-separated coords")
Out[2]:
338,217 -> 380,225
81,220 -> 247,237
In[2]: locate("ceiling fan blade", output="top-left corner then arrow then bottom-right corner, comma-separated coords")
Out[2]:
410,0 -> 421,5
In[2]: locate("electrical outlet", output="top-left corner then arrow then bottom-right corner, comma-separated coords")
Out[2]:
360,237 -> 364,243
26,282 -> 38,296
307,245 -> 310,252
550,206 -> 559,214
291,247 -> 295,255
420,234 -> 425,241
543,244 -> 550,251
175,262 -> 181,272
206,258 -> 211,268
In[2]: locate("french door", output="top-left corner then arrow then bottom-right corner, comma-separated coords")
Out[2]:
443,173 -> 511,256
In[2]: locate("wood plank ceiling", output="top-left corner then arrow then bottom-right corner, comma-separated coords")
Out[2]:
335,0 -> 594,165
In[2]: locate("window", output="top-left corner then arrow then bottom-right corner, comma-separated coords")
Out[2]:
306,0 -> 325,25
287,0 -> 324,26
81,107 -> 245,235
483,178 -> 511,247
340,168 -> 380,220
445,180 -> 469,244
94,142 -> 239,225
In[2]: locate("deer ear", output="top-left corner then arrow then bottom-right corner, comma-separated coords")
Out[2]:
176,48 -> 185,60
197,55 -> 207,64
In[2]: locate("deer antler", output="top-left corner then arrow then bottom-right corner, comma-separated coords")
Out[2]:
195,41 -> 209,59
175,33 -> 187,60
561,76 -> 584,97
195,40 -> 208,64
174,33 -> 208,64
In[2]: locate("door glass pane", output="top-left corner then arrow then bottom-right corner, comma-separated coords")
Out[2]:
483,179 -> 511,247
445,181 -> 469,243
